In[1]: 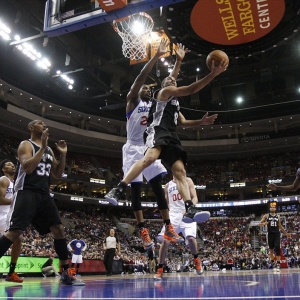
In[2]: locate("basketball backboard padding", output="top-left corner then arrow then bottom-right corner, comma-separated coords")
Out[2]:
44,0 -> 185,37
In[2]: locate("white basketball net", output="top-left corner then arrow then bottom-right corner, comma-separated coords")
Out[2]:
113,12 -> 154,60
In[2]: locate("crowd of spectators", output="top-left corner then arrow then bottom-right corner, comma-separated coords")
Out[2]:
3,207 -> 300,274
1,134 -> 300,187
1,134 -> 300,274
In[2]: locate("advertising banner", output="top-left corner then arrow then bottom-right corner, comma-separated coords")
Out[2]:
191,0 -> 285,45
0,256 -> 111,273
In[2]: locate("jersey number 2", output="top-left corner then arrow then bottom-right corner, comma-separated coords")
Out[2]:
140,116 -> 147,126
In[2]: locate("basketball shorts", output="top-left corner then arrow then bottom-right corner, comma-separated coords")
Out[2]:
0,210 -> 9,235
267,232 -> 280,249
144,129 -> 187,170
122,142 -> 167,183
71,254 -> 83,264
157,211 -> 197,245
7,190 -> 62,235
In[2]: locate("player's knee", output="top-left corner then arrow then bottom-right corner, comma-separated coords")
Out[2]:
50,223 -> 65,239
6,229 -> 23,242
173,168 -> 186,181
142,155 -> 156,167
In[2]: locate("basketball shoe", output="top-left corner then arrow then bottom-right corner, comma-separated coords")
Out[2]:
60,268 -> 85,286
182,206 -> 210,223
194,257 -> 204,275
163,224 -> 184,242
140,228 -> 154,250
5,272 -> 23,283
274,263 -> 280,272
104,187 -> 125,205
154,267 -> 163,281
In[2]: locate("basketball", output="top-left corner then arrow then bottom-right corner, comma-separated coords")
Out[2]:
206,50 -> 229,70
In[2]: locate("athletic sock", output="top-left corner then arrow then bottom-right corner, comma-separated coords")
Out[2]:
62,264 -> 69,271
8,262 -> 16,275
185,200 -> 193,211
138,222 -> 145,229
164,219 -> 170,225
117,181 -> 127,191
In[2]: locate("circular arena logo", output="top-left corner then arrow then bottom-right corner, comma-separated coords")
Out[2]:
191,0 -> 285,45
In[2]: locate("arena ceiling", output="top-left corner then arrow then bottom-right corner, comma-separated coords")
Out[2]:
0,0 -> 300,158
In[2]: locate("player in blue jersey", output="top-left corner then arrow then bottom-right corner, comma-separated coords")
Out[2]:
68,234 -> 87,275
0,120 -> 84,286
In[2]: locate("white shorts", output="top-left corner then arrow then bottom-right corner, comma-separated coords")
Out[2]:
157,211 -> 197,245
122,142 -> 167,183
0,212 -> 9,235
71,254 -> 83,264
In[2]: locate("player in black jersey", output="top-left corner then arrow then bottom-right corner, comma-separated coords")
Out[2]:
0,120 -> 84,286
258,200 -> 291,271
106,59 -> 227,223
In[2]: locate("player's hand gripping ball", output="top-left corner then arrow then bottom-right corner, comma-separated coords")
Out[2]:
206,50 -> 229,70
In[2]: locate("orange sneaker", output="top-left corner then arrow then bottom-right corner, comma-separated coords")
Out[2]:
140,228 -> 154,250
60,268 -> 85,286
154,267 -> 163,281
163,224 -> 184,242
194,257 -> 204,275
5,272 -> 23,283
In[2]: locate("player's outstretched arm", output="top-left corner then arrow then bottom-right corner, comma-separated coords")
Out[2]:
178,112 -> 218,128
267,175 -> 300,192
126,38 -> 169,102
169,43 -> 188,80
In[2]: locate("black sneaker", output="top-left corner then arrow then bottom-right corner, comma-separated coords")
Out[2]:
60,268 -> 85,286
182,206 -> 210,223
104,187 -> 124,205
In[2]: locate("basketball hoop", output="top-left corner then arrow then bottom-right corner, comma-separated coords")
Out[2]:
113,12 -> 154,60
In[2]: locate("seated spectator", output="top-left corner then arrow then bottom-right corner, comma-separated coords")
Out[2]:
41,254 -> 61,278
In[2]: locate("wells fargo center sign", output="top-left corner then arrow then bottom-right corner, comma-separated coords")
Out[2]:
191,0 -> 285,45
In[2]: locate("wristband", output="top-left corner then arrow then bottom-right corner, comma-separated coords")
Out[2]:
177,57 -> 183,61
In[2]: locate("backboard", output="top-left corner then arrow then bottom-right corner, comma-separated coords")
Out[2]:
44,0 -> 185,37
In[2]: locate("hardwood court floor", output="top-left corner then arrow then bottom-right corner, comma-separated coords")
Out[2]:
1,269 -> 300,300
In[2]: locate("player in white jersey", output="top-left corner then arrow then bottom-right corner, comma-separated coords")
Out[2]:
154,176 -> 210,280
107,39 -> 188,248
0,159 -> 23,282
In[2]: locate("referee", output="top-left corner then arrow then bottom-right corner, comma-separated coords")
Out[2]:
103,228 -> 120,276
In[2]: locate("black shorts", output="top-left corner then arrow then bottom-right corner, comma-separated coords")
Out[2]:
267,232 -> 280,249
144,129 -> 187,170
8,190 -> 62,235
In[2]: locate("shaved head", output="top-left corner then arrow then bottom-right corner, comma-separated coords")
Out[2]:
28,120 -> 39,130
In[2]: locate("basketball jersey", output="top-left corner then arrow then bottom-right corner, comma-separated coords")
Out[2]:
68,239 -> 87,255
126,100 -> 151,146
14,139 -> 53,193
146,89 -> 180,133
267,213 -> 280,234
167,180 -> 185,213
0,176 -> 13,215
